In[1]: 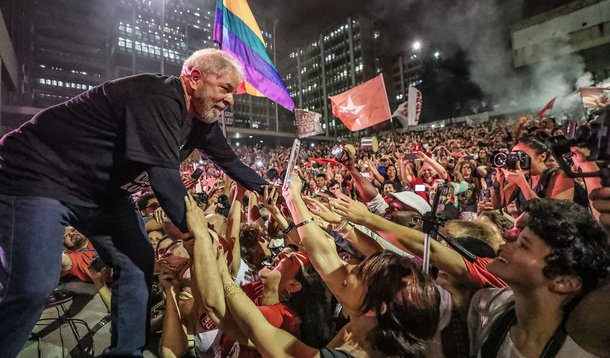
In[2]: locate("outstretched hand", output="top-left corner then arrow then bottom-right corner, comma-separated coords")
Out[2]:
330,193 -> 371,226
184,194 -> 208,239
258,185 -> 280,212
303,196 -> 342,224
282,171 -> 303,200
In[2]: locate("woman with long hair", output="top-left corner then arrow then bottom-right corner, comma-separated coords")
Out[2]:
184,176 -> 441,357
184,198 -> 334,357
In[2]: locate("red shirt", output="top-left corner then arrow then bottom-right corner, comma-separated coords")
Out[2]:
221,282 -> 302,358
61,241 -> 97,282
463,257 -> 507,288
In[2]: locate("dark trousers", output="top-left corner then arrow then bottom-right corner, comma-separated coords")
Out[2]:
0,194 -> 154,357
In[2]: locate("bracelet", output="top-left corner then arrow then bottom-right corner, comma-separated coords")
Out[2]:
295,217 -> 315,229
334,218 -> 349,232
281,222 -> 295,235
223,282 -> 244,298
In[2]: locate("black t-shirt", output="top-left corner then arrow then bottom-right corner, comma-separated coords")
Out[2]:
0,73 -> 266,208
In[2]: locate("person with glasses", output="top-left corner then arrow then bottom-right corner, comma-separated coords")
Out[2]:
180,198 -> 334,358
137,192 -> 160,219
198,177 -> 441,357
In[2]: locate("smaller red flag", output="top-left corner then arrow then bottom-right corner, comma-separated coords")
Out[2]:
538,97 -> 557,119
329,74 -> 391,131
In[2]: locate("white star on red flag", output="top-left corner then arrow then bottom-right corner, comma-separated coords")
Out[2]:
339,95 -> 366,118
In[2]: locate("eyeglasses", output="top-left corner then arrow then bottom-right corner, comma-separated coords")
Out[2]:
156,240 -> 183,260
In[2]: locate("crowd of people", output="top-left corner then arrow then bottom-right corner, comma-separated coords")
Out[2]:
62,112 -> 610,357
2,47 -> 609,358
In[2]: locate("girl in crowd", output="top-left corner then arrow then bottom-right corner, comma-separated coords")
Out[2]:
183,175 -> 441,357
498,136 -> 574,213
184,193 -> 334,358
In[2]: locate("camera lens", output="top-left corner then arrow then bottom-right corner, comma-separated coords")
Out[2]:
492,152 -> 507,168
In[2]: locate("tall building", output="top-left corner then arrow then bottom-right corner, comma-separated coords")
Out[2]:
1,0 -> 280,135
109,0 -> 216,79
16,0 -> 112,109
391,51 -> 425,104
282,17 -> 378,137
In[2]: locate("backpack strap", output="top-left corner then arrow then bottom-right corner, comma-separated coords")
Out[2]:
480,306 -> 568,358
536,167 -> 561,198
480,307 -> 516,358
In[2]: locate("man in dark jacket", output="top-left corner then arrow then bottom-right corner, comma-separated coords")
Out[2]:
0,48 -> 267,357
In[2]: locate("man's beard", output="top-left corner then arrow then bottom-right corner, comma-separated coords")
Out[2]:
192,90 -> 221,123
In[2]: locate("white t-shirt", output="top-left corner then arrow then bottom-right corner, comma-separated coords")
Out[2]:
468,288 -> 600,358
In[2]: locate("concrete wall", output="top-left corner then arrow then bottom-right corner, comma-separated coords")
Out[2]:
512,0 -> 610,67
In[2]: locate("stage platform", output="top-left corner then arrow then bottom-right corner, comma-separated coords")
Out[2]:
17,282 -> 159,358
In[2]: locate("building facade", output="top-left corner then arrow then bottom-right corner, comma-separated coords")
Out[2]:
1,0 -> 280,135
282,17 -> 379,137
512,0 -> 610,82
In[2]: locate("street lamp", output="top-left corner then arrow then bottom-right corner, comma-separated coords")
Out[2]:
412,41 -> 421,51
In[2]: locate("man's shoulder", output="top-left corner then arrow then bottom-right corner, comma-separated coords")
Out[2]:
103,74 -> 182,101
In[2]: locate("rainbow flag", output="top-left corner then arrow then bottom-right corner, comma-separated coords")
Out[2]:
214,0 -> 294,111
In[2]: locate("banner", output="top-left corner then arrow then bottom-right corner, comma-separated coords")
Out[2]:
329,74 -> 391,131
408,86 -> 423,126
295,109 -> 324,138
580,87 -> 610,109
393,86 -> 422,127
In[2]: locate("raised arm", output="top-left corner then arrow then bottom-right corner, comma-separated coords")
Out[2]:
184,195 -> 251,346
258,186 -> 300,247
283,175 -> 361,316
342,152 -> 378,203
417,151 -> 448,180
304,196 -> 382,257
219,264 -> 319,358
158,271 -> 189,358
331,195 -> 473,285
226,184 -> 247,277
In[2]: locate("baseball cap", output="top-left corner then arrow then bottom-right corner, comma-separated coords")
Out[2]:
389,191 -> 432,215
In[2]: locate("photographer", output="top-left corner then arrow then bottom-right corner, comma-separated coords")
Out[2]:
498,136 -> 574,213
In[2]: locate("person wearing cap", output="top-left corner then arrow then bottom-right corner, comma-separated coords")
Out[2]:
205,175 -> 442,358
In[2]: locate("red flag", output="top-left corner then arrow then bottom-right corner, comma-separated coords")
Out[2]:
537,97 -> 556,119
329,74 -> 391,131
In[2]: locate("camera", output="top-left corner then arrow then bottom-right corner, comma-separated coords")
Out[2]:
216,194 -> 230,217
489,150 -> 531,170
546,106 -> 610,185
193,192 -> 208,206
546,107 -> 610,162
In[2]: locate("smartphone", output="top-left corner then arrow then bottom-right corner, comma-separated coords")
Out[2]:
403,153 -> 418,161
191,168 -> 204,180
414,184 -> 426,192
479,189 -> 491,201
282,138 -> 301,192
463,155 -> 475,161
